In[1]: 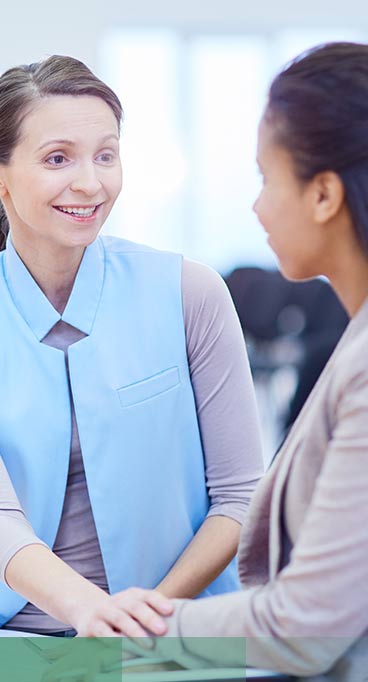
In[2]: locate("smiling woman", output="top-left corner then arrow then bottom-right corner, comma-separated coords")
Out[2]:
2,95 -> 122,286
0,55 -> 263,637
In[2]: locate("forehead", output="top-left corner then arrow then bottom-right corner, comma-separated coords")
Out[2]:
19,95 -> 119,148
257,116 -> 277,159
257,115 -> 294,172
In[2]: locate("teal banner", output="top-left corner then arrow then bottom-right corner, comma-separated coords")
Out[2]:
0,636 -> 249,681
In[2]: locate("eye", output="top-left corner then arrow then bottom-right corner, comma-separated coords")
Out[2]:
45,154 -> 69,167
96,151 -> 116,164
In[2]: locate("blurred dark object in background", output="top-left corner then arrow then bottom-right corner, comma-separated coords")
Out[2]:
225,268 -> 348,442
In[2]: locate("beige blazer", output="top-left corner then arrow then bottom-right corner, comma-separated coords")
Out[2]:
158,295 -> 368,681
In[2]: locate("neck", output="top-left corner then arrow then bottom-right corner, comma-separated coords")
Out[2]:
10,233 -> 84,314
327,244 -> 368,318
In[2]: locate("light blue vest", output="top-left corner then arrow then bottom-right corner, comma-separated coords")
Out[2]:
0,235 -> 239,625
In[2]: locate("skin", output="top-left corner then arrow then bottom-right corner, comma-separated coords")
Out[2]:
130,113 -> 368,642
1,94 -> 241,638
109,111 -> 368,675
37,107 -> 368,679
1,95 -> 172,637
0,95 -> 122,312
253,116 -> 368,317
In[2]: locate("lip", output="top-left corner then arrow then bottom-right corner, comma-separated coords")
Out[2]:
53,203 -> 103,223
55,203 -> 102,209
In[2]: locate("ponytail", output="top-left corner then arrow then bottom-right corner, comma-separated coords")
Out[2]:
0,202 -> 9,251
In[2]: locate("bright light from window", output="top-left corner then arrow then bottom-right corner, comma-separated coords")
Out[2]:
99,27 -> 366,274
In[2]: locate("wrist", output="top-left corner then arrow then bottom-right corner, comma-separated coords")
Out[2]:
63,579 -> 109,628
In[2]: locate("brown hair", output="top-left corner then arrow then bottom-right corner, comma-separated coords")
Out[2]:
266,42 -> 368,255
0,54 -> 123,250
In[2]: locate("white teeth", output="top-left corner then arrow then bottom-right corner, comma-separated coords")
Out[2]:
57,206 -> 96,216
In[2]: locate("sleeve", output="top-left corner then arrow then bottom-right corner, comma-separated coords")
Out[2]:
0,457 -> 48,585
151,357 -> 368,677
182,259 -> 264,524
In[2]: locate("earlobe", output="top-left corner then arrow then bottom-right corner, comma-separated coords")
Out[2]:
0,164 -> 9,198
0,180 -> 7,199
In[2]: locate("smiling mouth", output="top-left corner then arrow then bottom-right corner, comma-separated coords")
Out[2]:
54,204 -> 101,218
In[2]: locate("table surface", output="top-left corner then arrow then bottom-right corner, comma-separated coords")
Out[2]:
0,631 -> 292,681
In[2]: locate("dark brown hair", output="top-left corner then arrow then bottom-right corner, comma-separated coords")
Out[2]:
0,55 -> 123,250
265,41 -> 368,254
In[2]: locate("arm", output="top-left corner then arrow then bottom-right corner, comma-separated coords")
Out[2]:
157,260 -> 263,598
156,516 -> 241,598
6,544 -> 172,637
0,458 -> 171,637
154,351 -> 368,676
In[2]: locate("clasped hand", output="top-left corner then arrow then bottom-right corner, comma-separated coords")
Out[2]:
74,586 -> 173,638
41,587 -> 173,682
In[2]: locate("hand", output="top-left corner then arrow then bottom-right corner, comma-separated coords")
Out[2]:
72,587 -> 174,637
42,589 -> 175,682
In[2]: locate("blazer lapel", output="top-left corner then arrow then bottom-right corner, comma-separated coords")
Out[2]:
240,295 -> 368,584
269,296 -> 368,576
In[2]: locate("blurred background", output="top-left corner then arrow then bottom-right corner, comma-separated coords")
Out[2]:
2,0 -> 364,460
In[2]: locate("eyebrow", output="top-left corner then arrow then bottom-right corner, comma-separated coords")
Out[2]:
36,134 -> 119,152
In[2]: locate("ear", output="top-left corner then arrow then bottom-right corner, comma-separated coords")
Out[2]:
312,171 -> 345,224
0,168 -> 8,199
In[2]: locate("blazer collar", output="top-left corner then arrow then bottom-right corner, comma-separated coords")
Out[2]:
239,291 -> 368,582
4,235 -> 105,340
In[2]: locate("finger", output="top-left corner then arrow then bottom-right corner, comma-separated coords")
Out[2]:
92,621 -> 120,637
144,590 -> 174,615
129,600 -> 168,635
113,588 -> 173,615
110,609 -> 149,638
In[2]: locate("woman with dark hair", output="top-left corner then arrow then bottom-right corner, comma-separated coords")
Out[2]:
0,56 -> 263,636
123,42 -> 368,681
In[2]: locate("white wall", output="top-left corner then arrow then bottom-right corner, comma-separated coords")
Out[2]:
2,0 -> 368,74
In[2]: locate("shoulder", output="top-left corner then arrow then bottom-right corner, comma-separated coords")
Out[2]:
100,236 -> 183,287
182,260 -> 243,357
182,259 -> 234,313
334,321 -> 368,384
100,235 -> 182,261
328,321 -> 368,418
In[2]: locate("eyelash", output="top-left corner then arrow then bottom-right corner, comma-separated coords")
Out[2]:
44,152 -> 116,167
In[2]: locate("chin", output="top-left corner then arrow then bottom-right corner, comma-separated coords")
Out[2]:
66,229 -> 102,249
278,262 -> 319,283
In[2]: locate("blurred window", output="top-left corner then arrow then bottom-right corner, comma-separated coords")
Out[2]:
99,27 -> 366,273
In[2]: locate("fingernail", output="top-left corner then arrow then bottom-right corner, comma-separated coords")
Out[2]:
162,602 -> 173,612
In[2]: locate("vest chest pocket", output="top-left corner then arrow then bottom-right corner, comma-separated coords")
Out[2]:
117,366 -> 180,408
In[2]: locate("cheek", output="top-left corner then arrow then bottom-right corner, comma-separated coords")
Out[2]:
115,164 -> 123,194
106,165 -> 123,199
21,170 -> 67,208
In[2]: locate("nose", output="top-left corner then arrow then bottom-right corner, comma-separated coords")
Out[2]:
70,162 -> 102,196
252,195 -> 259,214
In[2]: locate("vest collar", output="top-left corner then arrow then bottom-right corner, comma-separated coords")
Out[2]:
4,235 -> 105,340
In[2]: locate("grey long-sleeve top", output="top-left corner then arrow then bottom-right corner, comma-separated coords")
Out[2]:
0,259 -> 263,633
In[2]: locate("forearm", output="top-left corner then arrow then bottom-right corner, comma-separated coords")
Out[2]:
5,543 -> 109,627
156,516 -> 241,599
